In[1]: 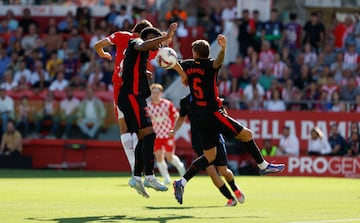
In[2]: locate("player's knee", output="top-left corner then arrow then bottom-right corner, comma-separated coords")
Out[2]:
236,127 -> 253,142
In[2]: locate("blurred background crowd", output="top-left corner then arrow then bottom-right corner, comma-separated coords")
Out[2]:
0,0 -> 359,147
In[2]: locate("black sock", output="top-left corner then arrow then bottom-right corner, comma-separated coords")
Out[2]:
226,179 -> 238,192
219,184 -> 234,200
142,133 -> 156,176
244,139 -> 264,164
134,140 -> 143,177
183,155 -> 209,182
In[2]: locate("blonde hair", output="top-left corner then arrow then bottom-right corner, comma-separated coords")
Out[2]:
150,83 -> 163,92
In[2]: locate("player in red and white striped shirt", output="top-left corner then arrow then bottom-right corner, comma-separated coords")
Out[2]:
147,83 -> 186,184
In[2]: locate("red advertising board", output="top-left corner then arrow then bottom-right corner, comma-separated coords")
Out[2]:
273,156 -> 360,178
174,111 -> 360,155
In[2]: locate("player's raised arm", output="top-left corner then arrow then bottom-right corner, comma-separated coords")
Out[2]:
94,38 -> 113,61
135,23 -> 177,52
172,62 -> 188,86
213,34 -> 227,69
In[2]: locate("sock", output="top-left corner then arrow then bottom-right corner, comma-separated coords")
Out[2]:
145,175 -> 155,181
142,133 -> 156,176
134,176 -> 142,181
133,140 -> 143,177
180,177 -> 187,187
132,133 -> 138,150
121,133 -> 135,172
227,179 -> 238,192
219,184 -> 234,200
244,139 -> 265,164
170,155 -> 186,176
157,160 -> 171,183
257,161 -> 269,170
183,155 -> 209,182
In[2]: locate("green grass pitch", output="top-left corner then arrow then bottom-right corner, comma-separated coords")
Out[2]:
1,169 -> 360,223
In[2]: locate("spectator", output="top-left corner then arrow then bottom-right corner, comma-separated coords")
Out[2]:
328,123 -> 348,156
0,49 -> 11,80
280,46 -> 295,67
0,120 -> 22,157
245,85 -> 263,111
347,131 -> 360,157
60,87 -> 80,139
220,0 -> 237,33
34,91 -> 59,138
333,15 -> 354,50
303,43 -> 317,68
350,122 -> 360,137
0,88 -> 15,133
303,12 -> 325,53
350,94 -> 360,112
43,26 -> 64,53
207,5 -> 222,43
18,8 -> 38,34
278,126 -> 300,156
264,88 -> 286,111
237,9 -> 255,57
76,7 -> 91,33
4,10 -> 18,32
322,43 -> 337,66
343,43 -> 358,71
76,88 -> 106,139
89,27 -> 106,49
294,64 -> 313,91
330,52 -> 347,83
67,28 -> 84,52
321,74 -> 339,101
87,64 -> 107,91
63,50 -> 80,81
252,9 -> 263,52
29,60 -> 50,86
284,12 -> 302,53
287,87 -> 307,111
165,0 -> 187,25
308,126 -> 332,155
262,8 -> 284,51
104,3 -> 120,26
340,77 -> 360,101
46,50 -> 63,79
260,139 -> 278,156
228,54 -> 245,88
0,69 -> 18,91
16,96 -> 32,138
259,67 -> 275,91
114,5 -> 133,30
272,53 -> 288,81
258,40 -> 275,70
217,67 -> 232,98
57,11 -> 78,33
21,24 -> 39,54
49,71 -> 69,92
329,91 -> 346,112
243,75 -> 265,102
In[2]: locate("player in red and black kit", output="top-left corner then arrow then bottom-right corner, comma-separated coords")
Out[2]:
172,34 -> 285,204
118,23 -> 185,198
170,94 -> 245,207
94,20 -> 153,175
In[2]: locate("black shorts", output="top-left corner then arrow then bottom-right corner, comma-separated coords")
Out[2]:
193,134 -> 228,166
118,93 -> 152,132
193,109 -> 244,150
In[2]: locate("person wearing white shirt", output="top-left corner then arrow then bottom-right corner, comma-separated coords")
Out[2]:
29,60 -> 50,85
76,88 -> 106,139
113,5 -> 133,30
60,87 -> 80,139
308,126 -> 332,155
49,72 -> 69,91
0,88 -> 15,132
264,89 -> 286,111
243,76 -> 265,102
0,69 -> 18,91
13,60 -> 31,84
278,126 -> 300,156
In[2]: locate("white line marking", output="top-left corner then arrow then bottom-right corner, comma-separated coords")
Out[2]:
286,219 -> 360,223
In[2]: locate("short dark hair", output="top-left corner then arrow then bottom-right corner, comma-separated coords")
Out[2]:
140,27 -> 162,39
191,39 -> 210,58
132,20 -> 153,34
289,13 -> 297,20
271,8 -> 278,13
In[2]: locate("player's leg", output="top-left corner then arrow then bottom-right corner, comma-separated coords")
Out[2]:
164,139 -> 186,177
206,164 -> 237,206
215,134 -> 245,204
154,141 -> 171,185
216,110 -> 285,175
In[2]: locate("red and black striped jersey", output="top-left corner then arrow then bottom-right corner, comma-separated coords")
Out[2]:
121,38 -> 151,98
180,58 -> 222,112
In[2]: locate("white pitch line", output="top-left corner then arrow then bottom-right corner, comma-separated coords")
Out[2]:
286,218 -> 360,223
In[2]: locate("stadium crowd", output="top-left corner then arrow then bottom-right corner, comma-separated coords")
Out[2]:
0,0 -> 359,157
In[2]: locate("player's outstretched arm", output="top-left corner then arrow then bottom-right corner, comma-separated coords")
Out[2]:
173,62 -> 188,86
213,34 -> 227,69
135,23 -> 177,52
94,38 -> 112,60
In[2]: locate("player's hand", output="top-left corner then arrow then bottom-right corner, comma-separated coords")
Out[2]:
168,129 -> 175,138
217,34 -> 227,49
146,70 -> 153,80
167,22 -> 178,39
101,52 -> 112,61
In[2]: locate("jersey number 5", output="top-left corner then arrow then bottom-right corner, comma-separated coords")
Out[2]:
193,78 -> 204,99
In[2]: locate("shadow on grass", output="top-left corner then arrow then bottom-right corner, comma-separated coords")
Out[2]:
145,205 -> 219,210
26,214 -> 193,223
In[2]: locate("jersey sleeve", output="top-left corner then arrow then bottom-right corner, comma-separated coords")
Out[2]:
107,31 -> 133,46
168,100 -> 178,125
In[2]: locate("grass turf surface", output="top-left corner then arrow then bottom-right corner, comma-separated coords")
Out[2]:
0,169 -> 359,223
